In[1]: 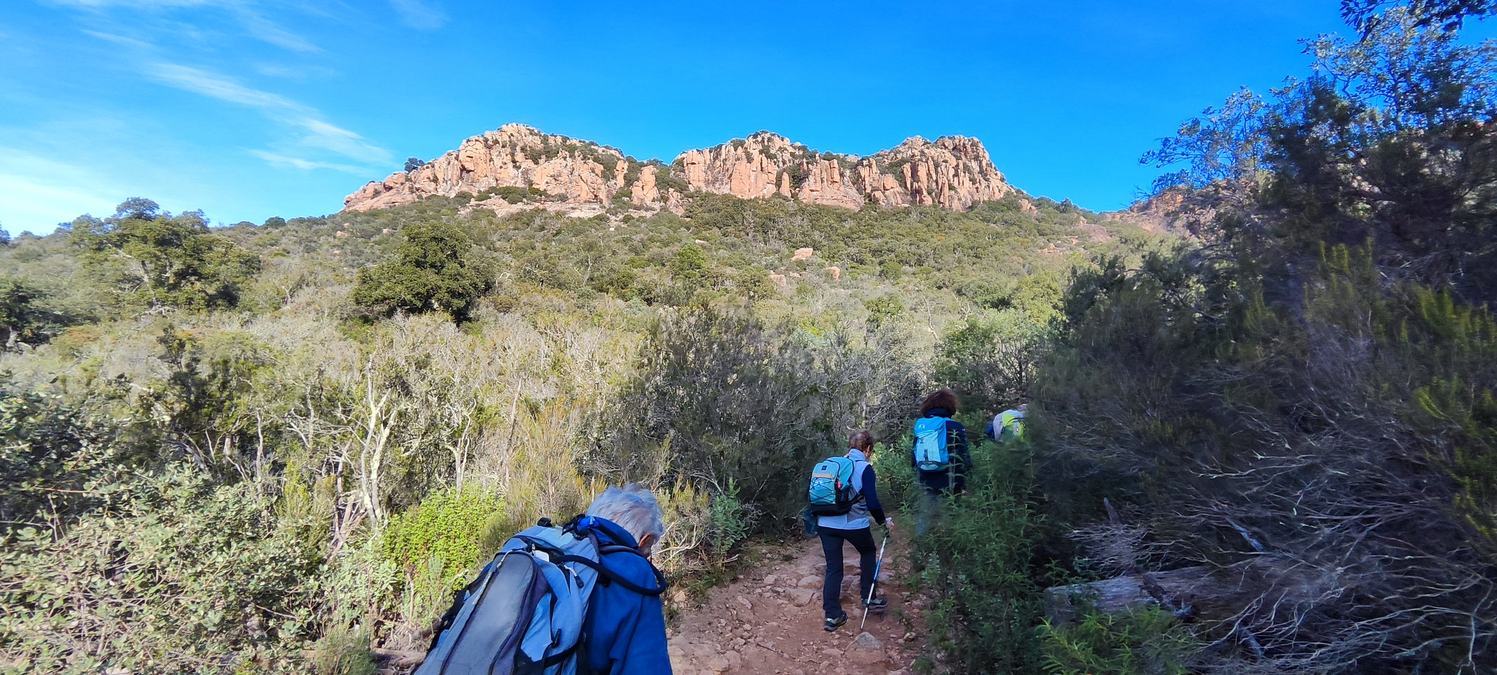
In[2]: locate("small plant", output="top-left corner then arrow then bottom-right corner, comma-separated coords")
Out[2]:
706,479 -> 756,555
1039,606 -> 1197,675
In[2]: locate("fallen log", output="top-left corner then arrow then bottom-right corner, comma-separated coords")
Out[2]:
1043,565 -> 1227,625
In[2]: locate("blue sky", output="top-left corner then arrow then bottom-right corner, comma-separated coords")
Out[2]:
0,0 -> 1395,233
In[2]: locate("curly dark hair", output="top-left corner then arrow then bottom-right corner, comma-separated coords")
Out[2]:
919,388 -> 959,416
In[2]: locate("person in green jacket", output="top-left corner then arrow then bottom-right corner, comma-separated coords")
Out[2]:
987,403 -> 1027,442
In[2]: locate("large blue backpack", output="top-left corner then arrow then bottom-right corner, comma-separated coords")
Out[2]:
913,416 -> 951,471
416,518 -> 667,675
807,455 -> 862,516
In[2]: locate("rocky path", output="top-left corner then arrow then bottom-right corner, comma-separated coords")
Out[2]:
667,532 -> 927,674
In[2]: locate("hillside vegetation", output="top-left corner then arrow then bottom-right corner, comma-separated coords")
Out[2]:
0,178 -> 1144,671
2,3 -> 1492,673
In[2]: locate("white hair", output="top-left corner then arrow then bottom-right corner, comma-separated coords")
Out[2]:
585,483 -> 665,544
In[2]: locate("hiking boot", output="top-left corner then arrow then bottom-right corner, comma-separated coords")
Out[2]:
823,613 -> 848,632
863,596 -> 888,612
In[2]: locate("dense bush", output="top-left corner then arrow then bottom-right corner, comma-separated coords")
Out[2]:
934,310 -> 1048,415
70,199 -> 261,311
0,384 -> 126,530
593,308 -> 924,524
913,437 -> 1043,673
352,221 -> 496,321
0,469 -> 322,673
1039,607 -> 1196,675
380,487 -> 505,589
1027,7 -> 1497,671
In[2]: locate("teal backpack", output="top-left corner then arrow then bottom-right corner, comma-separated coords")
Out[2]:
913,416 -> 951,471
807,455 -> 862,516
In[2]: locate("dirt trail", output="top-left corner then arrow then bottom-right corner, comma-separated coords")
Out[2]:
667,531 -> 928,674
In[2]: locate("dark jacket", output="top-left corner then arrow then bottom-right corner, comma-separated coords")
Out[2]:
578,517 -> 672,675
911,407 -> 971,493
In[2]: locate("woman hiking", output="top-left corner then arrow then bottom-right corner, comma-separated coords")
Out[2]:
911,388 -> 971,536
814,430 -> 892,632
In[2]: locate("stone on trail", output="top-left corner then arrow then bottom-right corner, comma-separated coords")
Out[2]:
786,587 -> 817,607
734,595 -> 752,612
797,574 -> 821,589
846,631 -> 886,666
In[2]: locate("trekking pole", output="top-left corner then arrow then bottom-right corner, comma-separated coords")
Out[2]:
859,534 -> 889,630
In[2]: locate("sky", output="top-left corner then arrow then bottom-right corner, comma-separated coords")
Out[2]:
0,0 -> 1409,233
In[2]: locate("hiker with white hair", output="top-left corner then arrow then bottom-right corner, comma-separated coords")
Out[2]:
576,484 -> 672,674
416,483 -> 671,675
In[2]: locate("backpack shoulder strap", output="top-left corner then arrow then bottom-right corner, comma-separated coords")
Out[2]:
559,531 -> 669,596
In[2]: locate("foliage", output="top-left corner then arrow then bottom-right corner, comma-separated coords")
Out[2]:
0,383 -> 128,530
916,438 -> 1042,673
594,308 -> 924,524
380,487 -> 505,589
705,479 -> 755,553
1039,607 -> 1197,675
70,199 -> 261,311
0,468 -> 322,673
0,277 -> 65,350
935,310 -> 1048,415
1040,11 -> 1497,671
352,221 -> 495,321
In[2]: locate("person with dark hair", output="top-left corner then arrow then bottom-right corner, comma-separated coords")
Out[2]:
813,430 -> 891,632
911,388 -> 971,535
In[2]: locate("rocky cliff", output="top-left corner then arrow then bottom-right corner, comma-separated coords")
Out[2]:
344,124 -> 1022,214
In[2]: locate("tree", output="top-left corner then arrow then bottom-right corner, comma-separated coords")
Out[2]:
1343,0 -> 1495,32
71,199 -> 261,311
404,157 -> 427,172
0,224 -> 10,247
0,279 -> 59,350
352,221 -> 495,321
1047,9 -> 1497,671
113,197 -> 161,221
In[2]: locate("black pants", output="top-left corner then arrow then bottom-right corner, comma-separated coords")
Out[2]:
819,526 -> 876,619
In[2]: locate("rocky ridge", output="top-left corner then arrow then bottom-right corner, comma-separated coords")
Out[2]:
344,124 -> 1020,215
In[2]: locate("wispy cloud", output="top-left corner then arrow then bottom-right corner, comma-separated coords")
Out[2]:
253,62 -> 337,80
144,62 -> 390,169
147,62 -> 301,110
80,28 -> 155,50
389,0 -> 447,30
233,6 -> 321,54
55,0 -> 320,53
248,149 -> 367,174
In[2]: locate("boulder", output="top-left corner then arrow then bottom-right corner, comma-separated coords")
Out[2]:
845,631 -> 886,666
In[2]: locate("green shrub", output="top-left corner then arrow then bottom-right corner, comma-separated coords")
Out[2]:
310,621 -> 378,675
352,221 -> 496,322
917,438 -> 1042,673
706,479 -> 755,554
1039,607 -> 1197,675
935,310 -> 1047,415
0,468 -> 322,673
380,487 -> 505,589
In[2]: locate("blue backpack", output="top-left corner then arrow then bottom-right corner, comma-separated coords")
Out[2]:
913,417 -> 951,471
807,455 -> 862,516
416,518 -> 667,675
